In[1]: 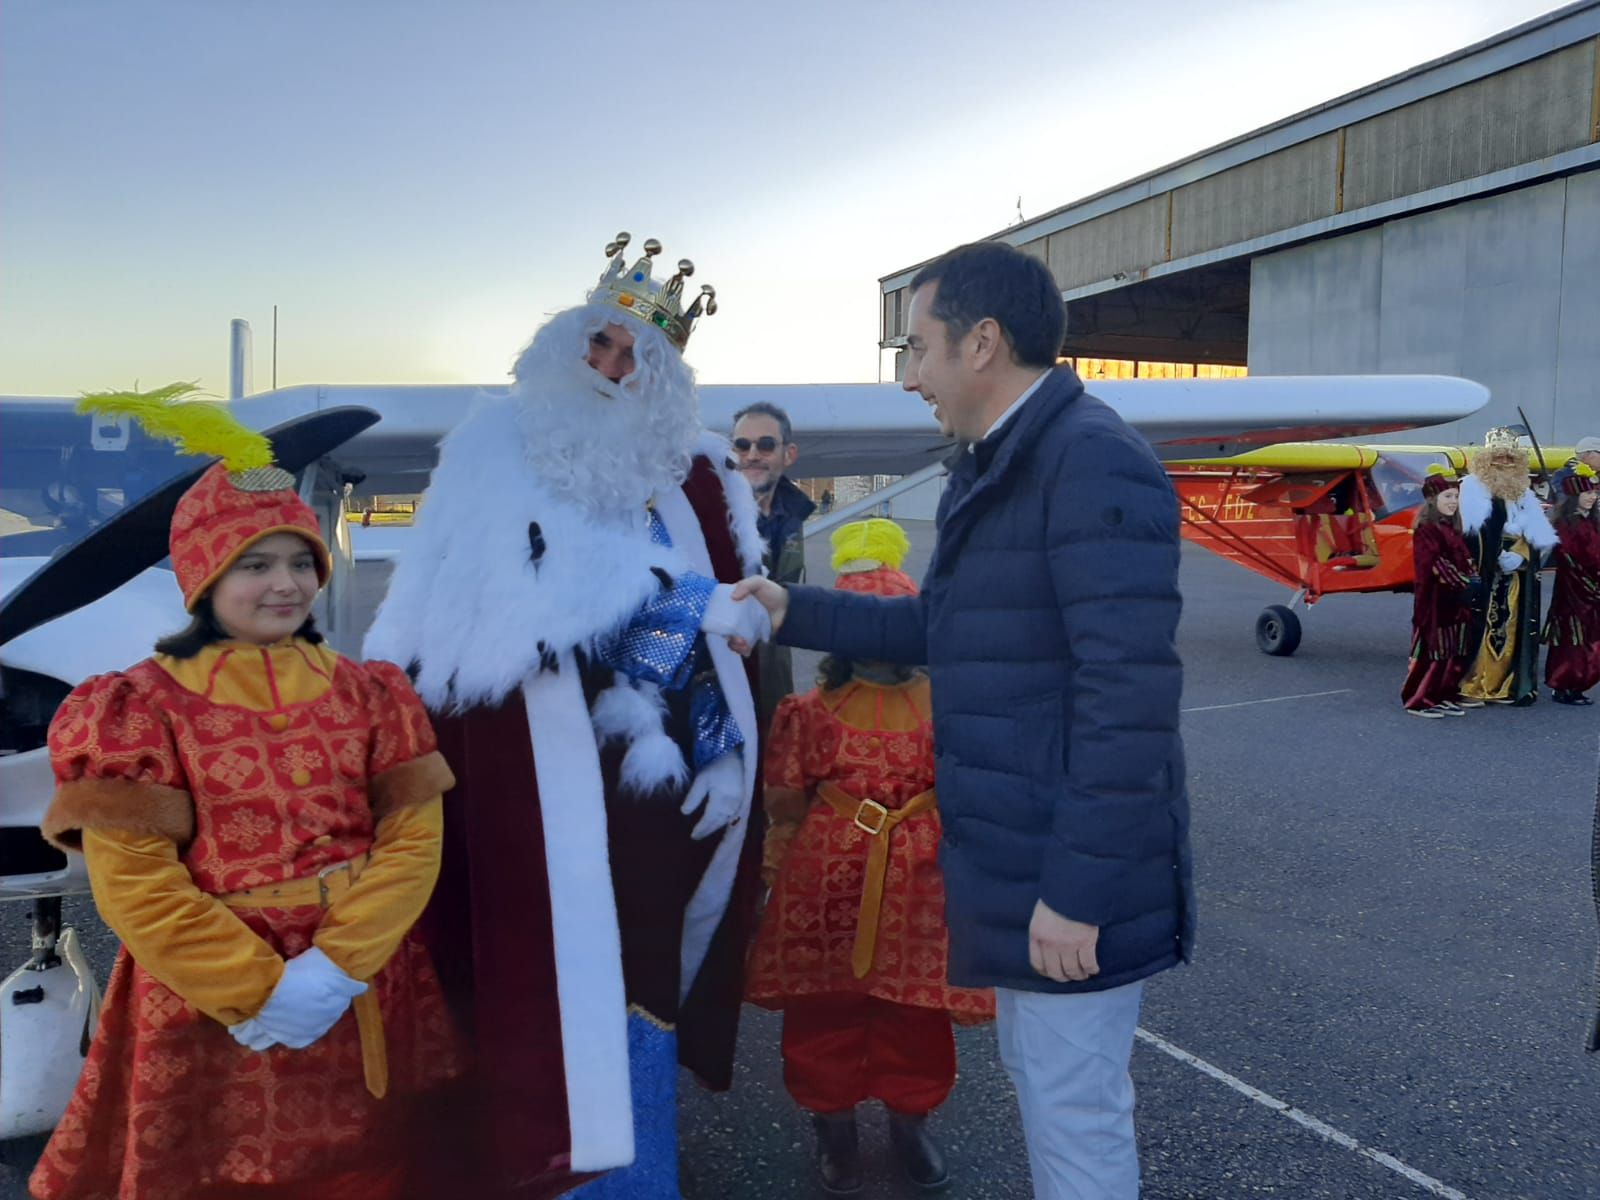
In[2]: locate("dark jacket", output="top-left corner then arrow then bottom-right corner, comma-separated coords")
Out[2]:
760,476 -> 816,586
756,477 -> 817,726
779,367 -> 1193,993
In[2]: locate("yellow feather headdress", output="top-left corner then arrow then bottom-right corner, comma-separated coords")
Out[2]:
76,382 -> 274,474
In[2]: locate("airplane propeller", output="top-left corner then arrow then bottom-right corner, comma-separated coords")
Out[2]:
0,406 -> 380,649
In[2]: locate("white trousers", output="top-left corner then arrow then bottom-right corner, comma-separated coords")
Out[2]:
995,981 -> 1144,1200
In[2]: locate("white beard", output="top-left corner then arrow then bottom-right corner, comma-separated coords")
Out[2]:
509,306 -> 702,520
513,363 -> 698,518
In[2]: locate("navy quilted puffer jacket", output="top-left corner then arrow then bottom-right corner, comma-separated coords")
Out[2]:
780,367 -> 1194,993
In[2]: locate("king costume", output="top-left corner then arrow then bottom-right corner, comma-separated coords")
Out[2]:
1459,430 -> 1559,706
363,234 -> 768,1198
32,406 -> 463,1200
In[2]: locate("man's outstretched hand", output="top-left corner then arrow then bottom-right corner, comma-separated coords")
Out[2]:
727,577 -> 789,655
1029,900 -> 1100,984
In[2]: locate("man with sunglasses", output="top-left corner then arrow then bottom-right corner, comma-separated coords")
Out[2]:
733,402 -> 815,722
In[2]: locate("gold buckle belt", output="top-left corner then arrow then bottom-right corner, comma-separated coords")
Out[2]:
218,852 -> 371,909
817,782 -> 937,979
853,798 -> 889,836
218,851 -> 387,1098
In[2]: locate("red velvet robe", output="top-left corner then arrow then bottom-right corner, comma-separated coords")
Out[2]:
1545,512 -> 1600,694
414,457 -> 765,1199
1402,520 -> 1477,710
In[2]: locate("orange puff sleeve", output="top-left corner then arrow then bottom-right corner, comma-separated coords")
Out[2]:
313,661 -> 455,982
42,674 -> 285,1025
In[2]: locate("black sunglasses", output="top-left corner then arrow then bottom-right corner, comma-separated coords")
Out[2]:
733,436 -> 782,453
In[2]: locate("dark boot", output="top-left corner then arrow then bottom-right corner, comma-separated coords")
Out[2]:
887,1111 -> 949,1191
810,1110 -> 863,1195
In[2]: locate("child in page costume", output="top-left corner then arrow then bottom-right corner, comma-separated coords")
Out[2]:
1401,466 -> 1480,718
1544,463 -> 1600,705
745,519 -> 993,1195
30,389 -> 462,1200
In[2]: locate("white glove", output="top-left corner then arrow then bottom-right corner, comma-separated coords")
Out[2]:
681,753 -> 745,841
228,946 -> 367,1051
1497,550 -> 1525,573
700,583 -> 772,646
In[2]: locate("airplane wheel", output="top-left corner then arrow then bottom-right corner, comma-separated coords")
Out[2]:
1255,605 -> 1302,656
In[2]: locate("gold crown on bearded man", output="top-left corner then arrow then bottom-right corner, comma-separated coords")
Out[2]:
1483,427 -> 1521,453
590,232 -> 717,352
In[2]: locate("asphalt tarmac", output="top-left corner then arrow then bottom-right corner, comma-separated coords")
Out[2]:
3,520 -> 1597,1199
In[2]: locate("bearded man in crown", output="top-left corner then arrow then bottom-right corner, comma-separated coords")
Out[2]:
365,233 -> 772,1198
1459,427 -> 1559,706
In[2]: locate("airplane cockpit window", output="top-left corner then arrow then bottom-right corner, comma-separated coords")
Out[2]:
1370,451 -> 1455,520
0,405 -> 186,562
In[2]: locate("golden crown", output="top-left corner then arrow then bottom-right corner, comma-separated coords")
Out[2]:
1484,427 -> 1521,453
591,232 -> 717,351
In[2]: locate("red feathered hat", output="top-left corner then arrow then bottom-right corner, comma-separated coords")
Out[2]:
1561,463 -> 1598,496
170,463 -> 331,611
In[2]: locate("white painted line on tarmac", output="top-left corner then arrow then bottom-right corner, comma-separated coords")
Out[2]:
1182,688 -> 1353,714
1135,1027 -> 1469,1200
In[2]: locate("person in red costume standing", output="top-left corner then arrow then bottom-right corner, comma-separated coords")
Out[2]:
1544,462 -> 1600,705
30,388 -> 463,1200
746,518 -> 993,1195
1401,466 -> 1481,719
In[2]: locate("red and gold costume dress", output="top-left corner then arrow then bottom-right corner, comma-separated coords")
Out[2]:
31,639 -> 464,1200
1544,512 -> 1600,697
746,675 -> 993,1115
1401,519 -> 1478,711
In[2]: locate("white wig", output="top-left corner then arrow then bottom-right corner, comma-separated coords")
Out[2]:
509,303 -> 702,519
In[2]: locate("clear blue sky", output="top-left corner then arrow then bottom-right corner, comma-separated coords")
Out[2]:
0,0 -> 1564,395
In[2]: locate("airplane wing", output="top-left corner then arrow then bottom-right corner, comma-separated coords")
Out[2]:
201,373 -> 1490,490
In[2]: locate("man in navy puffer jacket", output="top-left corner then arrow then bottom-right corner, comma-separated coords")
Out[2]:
732,242 -> 1193,1199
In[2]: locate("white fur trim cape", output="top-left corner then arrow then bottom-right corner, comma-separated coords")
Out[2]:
1459,475 -> 1559,553
362,393 -> 764,1173
363,394 -> 763,710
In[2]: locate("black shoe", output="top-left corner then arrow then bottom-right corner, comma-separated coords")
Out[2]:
887,1112 -> 950,1192
1553,690 -> 1594,706
811,1111 -> 863,1195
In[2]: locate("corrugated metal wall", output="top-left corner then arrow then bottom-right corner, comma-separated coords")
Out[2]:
1169,133 -> 1341,260
881,41 -> 1600,350
1341,43 -> 1594,211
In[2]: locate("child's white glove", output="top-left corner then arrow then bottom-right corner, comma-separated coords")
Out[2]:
229,946 -> 367,1051
1497,550 -> 1525,573
681,753 -> 745,840
700,584 -> 772,646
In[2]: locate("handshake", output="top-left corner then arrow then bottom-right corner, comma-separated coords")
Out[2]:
700,578 -> 791,656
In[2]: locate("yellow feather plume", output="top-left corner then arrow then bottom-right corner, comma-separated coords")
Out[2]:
76,383 -> 273,473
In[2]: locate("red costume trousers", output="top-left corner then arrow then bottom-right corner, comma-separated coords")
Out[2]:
781,994 -> 956,1116
1401,656 -> 1468,710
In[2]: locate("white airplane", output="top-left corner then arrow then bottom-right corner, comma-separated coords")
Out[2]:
0,369 -> 1488,1137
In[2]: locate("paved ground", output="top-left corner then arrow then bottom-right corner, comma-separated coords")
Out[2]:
3,520 -> 1598,1198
